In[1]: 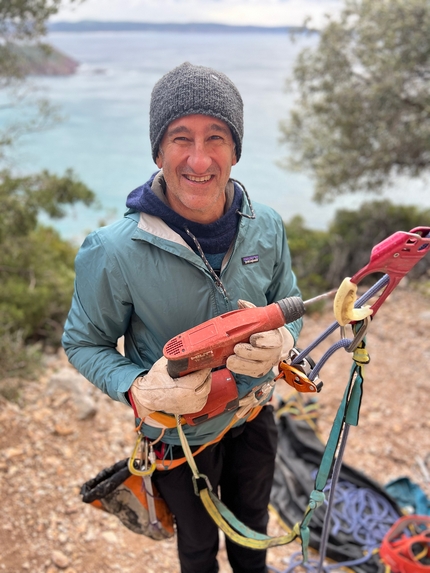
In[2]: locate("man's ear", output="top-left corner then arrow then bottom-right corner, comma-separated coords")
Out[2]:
232,147 -> 238,166
155,153 -> 163,168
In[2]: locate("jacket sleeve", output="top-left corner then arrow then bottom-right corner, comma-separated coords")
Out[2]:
266,217 -> 303,344
62,231 -> 145,404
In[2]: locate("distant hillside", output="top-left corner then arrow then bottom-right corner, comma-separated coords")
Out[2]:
9,43 -> 78,76
48,20 -> 316,34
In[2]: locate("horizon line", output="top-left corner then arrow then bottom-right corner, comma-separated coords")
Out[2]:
48,20 -> 318,32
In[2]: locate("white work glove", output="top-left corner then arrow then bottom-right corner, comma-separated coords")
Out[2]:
226,299 -> 295,378
129,356 -> 212,418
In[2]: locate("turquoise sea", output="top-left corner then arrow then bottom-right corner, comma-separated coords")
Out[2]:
4,30 -> 429,243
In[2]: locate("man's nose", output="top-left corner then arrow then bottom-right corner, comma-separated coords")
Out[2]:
187,142 -> 212,173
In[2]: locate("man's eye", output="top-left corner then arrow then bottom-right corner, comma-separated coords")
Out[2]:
174,136 -> 189,142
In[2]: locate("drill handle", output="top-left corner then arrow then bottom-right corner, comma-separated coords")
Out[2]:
167,358 -> 189,379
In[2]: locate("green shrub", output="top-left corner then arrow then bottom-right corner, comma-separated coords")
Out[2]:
327,200 -> 430,286
285,215 -> 332,300
286,201 -> 430,297
0,225 -> 77,344
0,168 -> 94,385
0,331 -> 42,400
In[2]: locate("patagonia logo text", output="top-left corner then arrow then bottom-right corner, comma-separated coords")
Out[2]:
242,255 -> 259,265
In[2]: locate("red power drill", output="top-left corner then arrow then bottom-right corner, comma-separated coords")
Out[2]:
163,296 -> 305,378
163,296 -> 305,425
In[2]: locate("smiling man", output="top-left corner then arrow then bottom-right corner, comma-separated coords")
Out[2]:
155,114 -> 237,223
62,62 -> 302,573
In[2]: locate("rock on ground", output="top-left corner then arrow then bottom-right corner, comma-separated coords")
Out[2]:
0,285 -> 429,573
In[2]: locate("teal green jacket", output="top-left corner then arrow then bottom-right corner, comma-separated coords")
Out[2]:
62,190 -> 302,445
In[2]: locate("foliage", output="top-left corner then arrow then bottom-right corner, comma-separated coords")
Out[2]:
0,168 -> 94,240
1,226 -> 75,341
0,0 -> 82,83
0,330 -> 42,398
287,201 -> 430,297
0,0 -> 83,164
285,215 -> 332,301
0,168 -> 94,341
326,200 -> 430,286
0,169 -> 94,385
0,1 -> 89,392
280,0 -> 430,203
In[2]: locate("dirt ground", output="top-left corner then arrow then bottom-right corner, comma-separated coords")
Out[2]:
1,284 -> 429,573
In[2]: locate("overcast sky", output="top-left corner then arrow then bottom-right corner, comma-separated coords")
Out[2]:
53,0 -> 344,28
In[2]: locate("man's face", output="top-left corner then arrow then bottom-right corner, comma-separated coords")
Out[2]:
156,114 -> 237,224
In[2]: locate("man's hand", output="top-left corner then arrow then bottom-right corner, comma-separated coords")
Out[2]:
130,357 -> 211,419
226,299 -> 295,378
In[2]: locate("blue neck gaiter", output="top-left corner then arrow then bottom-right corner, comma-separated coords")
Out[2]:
126,173 -> 242,254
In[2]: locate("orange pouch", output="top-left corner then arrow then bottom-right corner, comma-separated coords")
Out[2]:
80,458 -> 174,540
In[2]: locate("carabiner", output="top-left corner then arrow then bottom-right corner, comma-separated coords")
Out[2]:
345,316 -> 370,353
128,433 -> 156,477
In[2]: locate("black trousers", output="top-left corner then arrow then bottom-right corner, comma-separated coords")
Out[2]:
152,406 -> 278,573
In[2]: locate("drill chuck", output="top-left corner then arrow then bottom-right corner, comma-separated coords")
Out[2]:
276,296 -> 305,324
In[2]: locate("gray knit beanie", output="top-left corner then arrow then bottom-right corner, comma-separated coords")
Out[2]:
150,62 -> 244,163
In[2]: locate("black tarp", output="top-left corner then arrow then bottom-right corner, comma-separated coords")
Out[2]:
271,406 -> 402,573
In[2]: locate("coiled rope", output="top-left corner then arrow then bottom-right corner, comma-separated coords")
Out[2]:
268,478 -> 399,573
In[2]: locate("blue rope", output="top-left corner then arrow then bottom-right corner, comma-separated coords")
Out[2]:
292,322 -> 340,364
268,550 -> 378,573
356,274 -> 390,306
268,479 -> 399,573
308,339 -> 352,381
